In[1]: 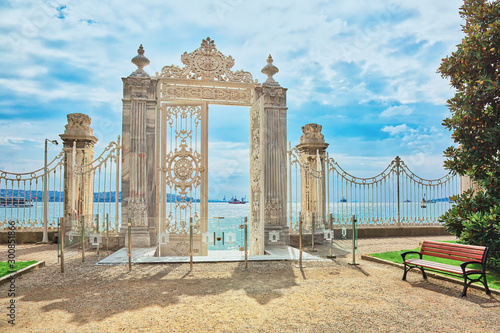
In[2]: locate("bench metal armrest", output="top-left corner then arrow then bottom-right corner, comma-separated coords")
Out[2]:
401,251 -> 422,262
460,260 -> 485,274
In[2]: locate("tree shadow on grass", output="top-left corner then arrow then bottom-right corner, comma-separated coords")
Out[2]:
7,254 -> 299,325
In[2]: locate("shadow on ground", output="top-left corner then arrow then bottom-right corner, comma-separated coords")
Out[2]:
10,252 -> 300,325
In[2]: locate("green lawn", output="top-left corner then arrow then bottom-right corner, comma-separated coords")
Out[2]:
369,245 -> 500,291
0,261 -> 38,278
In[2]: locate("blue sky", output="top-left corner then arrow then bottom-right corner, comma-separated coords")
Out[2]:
0,0 -> 464,199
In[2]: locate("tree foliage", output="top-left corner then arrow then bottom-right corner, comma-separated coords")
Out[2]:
439,0 -> 500,195
438,0 -> 500,269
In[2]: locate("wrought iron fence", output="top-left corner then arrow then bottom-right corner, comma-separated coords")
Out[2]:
72,137 -> 121,233
288,144 -> 461,232
0,137 -> 121,233
0,151 -> 64,229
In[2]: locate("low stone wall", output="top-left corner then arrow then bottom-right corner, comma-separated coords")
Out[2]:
0,230 -> 58,243
290,225 -> 451,247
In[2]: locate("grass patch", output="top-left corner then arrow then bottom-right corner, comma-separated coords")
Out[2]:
0,261 -> 38,278
370,245 -> 500,291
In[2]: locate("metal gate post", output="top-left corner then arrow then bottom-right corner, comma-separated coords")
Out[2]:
348,215 -> 359,266
396,156 -> 401,226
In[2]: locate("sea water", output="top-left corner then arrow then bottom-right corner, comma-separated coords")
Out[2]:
1,201 -> 452,227
1,201 -> 451,250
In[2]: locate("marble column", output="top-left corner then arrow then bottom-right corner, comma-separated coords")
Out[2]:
296,123 -> 329,232
253,55 -> 289,249
60,113 -> 98,231
121,45 -> 158,247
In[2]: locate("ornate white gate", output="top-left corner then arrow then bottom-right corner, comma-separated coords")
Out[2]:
121,38 -> 288,255
158,103 -> 208,256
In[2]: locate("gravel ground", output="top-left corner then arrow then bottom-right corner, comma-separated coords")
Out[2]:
1,235 -> 499,332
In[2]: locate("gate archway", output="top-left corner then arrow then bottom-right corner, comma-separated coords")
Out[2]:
121,38 -> 288,255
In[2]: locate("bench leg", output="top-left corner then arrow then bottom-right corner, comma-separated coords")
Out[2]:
461,273 -> 491,297
460,278 -> 470,297
402,264 -> 409,281
484,279 -> 491,295
420,267 -> 427,280
402,264 -> 427,281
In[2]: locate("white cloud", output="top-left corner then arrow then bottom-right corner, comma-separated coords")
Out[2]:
382,124 -> 408,136
380,105 -> 413,117
0,0 -> 463,184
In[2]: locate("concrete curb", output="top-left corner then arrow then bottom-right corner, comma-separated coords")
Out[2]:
361,254 -> 500,296
0,261 -> 45,286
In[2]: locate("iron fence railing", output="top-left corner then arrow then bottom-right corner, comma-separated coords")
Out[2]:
288,144 -> 461,232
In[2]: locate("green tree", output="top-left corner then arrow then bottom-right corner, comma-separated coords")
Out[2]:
438,0 -> 500,268
439,0 -> 500,194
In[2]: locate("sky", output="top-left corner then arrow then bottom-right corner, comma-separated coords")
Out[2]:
0,0 -> 465,199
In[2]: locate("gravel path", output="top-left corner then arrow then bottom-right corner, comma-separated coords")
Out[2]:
1,235 -> 499,332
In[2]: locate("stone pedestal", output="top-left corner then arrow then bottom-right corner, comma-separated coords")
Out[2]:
460,175 -> 482,194
296,123 -> 329,233
120,45 -> 158,248
253,55 -> 289,249
59,113 -> 98,232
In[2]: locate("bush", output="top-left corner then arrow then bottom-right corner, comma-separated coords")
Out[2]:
440,191 -> 500,269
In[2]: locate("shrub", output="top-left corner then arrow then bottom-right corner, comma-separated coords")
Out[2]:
440,191 -> 500,269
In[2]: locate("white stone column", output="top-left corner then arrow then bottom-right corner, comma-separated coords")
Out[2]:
60,113 -> 98,231
121,45 -> 157,247
296,124 -> 329,232
460,175 -> 482,194
254,55 -> 289,248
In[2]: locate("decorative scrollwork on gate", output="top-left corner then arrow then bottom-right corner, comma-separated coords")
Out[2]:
165,145 -> 202,196
157,37 -> 256,84
160,105 -> 203,235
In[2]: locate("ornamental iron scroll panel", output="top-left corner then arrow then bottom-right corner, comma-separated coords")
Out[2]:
288,146 -> 461,231
158,104 -> 208,256
72,137 -> 121,233
0,151 -> 64,229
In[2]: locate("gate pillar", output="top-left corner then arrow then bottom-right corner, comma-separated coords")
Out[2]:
121,45 -> 158,247
254,55 -> 289,249
296,123 -> 329,232
60,113 -> 98,230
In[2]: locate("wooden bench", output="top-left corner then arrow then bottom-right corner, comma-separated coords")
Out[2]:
401,241 -> 490,297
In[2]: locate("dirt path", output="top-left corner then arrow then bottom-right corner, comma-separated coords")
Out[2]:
1,235 -> 499,332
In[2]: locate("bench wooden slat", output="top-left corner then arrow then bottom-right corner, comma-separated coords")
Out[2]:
420,251 -> 482,263
423,246 -> 485,258
423,240 -> 486,251
422,241 -> 487,254
421,241 -> 486,262
405,259 -> 482,275
423,245 -> 486,258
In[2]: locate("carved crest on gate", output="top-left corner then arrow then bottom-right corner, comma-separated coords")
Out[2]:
157,37 -> 256,84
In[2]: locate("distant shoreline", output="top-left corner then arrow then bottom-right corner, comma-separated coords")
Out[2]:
0,189 -> 234,203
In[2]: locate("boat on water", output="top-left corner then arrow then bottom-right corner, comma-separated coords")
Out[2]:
228,196 -> 246,204
0,197 -> 33,207
421,198 -> 427,208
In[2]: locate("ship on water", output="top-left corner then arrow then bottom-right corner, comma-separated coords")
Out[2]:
228,196 -> 246,204
0,197 -> 33,207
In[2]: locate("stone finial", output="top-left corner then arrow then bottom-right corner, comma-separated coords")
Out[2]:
296,123 -> 329,154
60,113 -> 98,146
64,113 -> 94,137
300,123 -> 325,144
131,44 -> 150,77
261,54 -> 279,85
